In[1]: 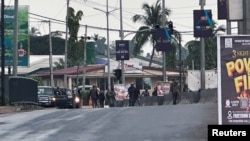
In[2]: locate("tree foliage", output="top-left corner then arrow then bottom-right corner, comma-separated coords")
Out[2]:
184,22 -> 225,70
67,7 -> 84,67
29,35 -> 65,55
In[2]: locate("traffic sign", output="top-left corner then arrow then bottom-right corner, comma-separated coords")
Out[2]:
115,40 -> 129,60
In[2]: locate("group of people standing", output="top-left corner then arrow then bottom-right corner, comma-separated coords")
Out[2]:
88,85 -> 116,108
87,80 -> 180,108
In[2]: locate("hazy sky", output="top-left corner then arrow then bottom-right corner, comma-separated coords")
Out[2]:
6,0 -> 228,54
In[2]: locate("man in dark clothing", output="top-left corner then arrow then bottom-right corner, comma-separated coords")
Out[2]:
141,88 -> 150,97
106,89 -> 116,107
127,84 -> 137,106
54,87 -> 61,95
98,90 -> 105,108
89,85 -> 98,108
152,87 -> 157,96
170,80 -> 179,105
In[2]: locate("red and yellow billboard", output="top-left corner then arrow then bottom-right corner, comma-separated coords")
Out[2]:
218,35 -> 250,124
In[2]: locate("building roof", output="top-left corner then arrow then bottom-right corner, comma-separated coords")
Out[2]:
53,64 -> 105,75
7,55 -> 161,75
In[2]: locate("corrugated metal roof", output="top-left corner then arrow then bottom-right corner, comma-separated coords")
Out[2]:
10,55 -> 161,75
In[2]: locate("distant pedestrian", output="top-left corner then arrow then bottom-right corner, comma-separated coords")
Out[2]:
152,87 -> 157,96
106,89 -> 116,107
89,85 -> 98,108
170,80 -> 179,105
98,90 -> 105,108
54,87 -> 61,95
127,83 -> 137,106
141,88 -> 150,97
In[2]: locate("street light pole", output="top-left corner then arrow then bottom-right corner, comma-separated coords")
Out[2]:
106,0 -> 111,91
64,0 -> 69,88
41,20 -> 54,87
13,0 -> 18,76
82,25 -> 87,92
120,0 -> 125,84
48,20 -> 54,87
1,0 -> 5,106
200,0 -> 206,89
162,0 -> 166,82
93,1 -> 118,90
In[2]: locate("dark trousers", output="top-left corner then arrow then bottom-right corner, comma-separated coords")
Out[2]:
172,92 -> 178,105
99,101 -> 104,108
129,99 -> 135,106
92,98 -> 98,108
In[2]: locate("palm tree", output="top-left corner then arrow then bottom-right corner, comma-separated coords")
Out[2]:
67,7 -> 84,67
131,0 -> 171,67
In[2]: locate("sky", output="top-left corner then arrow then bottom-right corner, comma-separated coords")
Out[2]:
6,0 -> 231,55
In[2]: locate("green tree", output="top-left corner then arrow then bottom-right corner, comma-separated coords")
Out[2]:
67,7 -> 84,67
132,0 -> 170,54
132,0 -> 179,68
30,35 -> 65,55
54,58 -> 65,70
185,22 -> 225,70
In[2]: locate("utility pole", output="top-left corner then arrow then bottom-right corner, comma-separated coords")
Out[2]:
82,25 -> 87,92
120,0 -> 125,84
41,20 -> 54,87
106,0 -> 111,90
200,0 -> 206,89
48,20 -> 54,87
13,0 -> 18,76
162,0 -> 166,82
64,0 -> 69,88
178,33 -> 182,92
93,1 -> 117,90
1,0 -> 5,105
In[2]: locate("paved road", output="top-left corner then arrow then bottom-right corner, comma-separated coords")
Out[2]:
0,103 -> 217,141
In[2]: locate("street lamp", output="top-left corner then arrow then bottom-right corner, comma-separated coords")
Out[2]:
41,20 -> 54,87
64,0 -> 70,88
93,1 -> 118,90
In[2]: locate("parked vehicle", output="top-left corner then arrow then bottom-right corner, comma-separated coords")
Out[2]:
37,86 -> 56,107
55,88 -> 81,109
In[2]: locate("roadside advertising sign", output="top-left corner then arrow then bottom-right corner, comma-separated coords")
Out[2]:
217,35 -> 250,125
193,9 -> 213,37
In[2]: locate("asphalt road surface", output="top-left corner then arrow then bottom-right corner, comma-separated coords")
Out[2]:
0,103 -> 217,141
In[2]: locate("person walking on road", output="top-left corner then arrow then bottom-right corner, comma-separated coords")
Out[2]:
170,80 -> 179,105
106,89 -> 116,107
89,85 -> 98,108
98,90 -> 105,108
127,84 -> 137,106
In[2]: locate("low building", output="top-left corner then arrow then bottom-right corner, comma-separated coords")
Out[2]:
16,55 -> 185,92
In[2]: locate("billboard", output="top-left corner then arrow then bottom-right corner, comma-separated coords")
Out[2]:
193,9 -> 213,37
217,35 -> 250,125
155,81 -> 171,96
113,84 -> 128,101
0,6 -> 29,66
115,40 -> 129,60
154,28 -> 172,52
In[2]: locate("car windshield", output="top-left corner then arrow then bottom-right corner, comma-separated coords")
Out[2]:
38,87 -> 53,95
